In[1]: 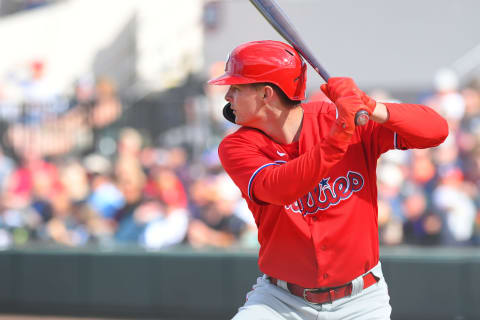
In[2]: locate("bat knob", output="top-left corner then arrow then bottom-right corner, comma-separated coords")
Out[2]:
355,110 -> 370,126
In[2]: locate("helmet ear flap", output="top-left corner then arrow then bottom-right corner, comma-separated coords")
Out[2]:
223,103 -> 236,123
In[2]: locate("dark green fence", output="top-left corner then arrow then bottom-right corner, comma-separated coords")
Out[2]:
0,245 -> 478,320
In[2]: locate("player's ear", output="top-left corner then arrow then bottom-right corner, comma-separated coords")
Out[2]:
262,85 -> 275,101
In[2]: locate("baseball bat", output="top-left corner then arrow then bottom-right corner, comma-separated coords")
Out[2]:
249,0 -> 370,126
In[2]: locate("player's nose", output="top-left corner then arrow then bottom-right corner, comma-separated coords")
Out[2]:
224,87 -> 234,102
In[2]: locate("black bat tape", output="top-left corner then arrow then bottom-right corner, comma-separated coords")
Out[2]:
249,0 -> 369,125
249,0 -> 330,81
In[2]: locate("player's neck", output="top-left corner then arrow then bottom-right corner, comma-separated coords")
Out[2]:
260,104 -> 303,145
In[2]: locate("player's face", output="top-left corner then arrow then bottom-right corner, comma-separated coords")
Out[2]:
224,84 -> 264,126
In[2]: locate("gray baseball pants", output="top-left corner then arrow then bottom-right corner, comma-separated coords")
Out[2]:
232,262 -> 391,320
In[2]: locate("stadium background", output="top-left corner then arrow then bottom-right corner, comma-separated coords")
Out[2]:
0,0 -> 479,319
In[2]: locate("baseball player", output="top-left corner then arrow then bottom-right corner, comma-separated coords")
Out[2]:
208,40 -> 448,320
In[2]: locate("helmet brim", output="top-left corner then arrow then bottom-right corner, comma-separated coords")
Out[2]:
208,71 -> 305,101
208,73 -> 257,86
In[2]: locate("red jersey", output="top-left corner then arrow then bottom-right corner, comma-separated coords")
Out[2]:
218,101 -> 448,288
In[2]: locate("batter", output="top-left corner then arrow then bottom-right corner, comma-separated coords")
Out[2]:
208,40 -> 448,320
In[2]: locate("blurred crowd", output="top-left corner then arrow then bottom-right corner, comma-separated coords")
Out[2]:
374,69 -> 480,246
0,59 -> 257,250
0,59 -> 479,250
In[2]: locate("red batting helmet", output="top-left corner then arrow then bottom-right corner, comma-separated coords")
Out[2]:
208,40 -> 307,101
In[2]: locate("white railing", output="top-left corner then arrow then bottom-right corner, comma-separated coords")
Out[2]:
452,42 -> 480,79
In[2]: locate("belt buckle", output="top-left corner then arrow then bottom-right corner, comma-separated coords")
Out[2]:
303,288 -> 319,305
303,288 -> 335,305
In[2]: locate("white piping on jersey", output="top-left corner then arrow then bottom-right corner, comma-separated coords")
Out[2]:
394,132 -> 398,149
335,107 -> 338,119
248,160 -> 287,201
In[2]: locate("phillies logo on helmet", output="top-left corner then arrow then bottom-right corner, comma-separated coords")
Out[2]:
285,171 -> 365,216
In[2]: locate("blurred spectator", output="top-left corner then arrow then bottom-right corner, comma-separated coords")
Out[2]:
432,135 -> 460,173
401,184 -> 443,245
424,68 -> 465,132
432,167 -> 476,245
69,75 -> 96,111
85,154 -> 124,220
165,147 -> 192,185
377,152 -> 407,222
21,60 -> 66,120
43,187 -> 88,246
112,156 -> 189,249
187,176 -> 248,248
378,199 -> 403,246
409,149 -> 437,191
116,127 -> 142,161
3,149 -> 60,210
113,157 -> 146,242
90,78 -> 122,128
60,160 -> 90,203
89,77 -> 123,157
140,202 -> 189,249
460,79 -> 480,137
459,80 -> 480,185
215,172 -> 258,247
145,165 -> 187,208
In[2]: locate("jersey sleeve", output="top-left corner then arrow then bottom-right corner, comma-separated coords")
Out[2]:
361,102 -> 449,157
218,134 -> 282,204
218,132 -> 349,206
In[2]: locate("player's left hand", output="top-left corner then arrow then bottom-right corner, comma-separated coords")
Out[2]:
321,77 -> 376,115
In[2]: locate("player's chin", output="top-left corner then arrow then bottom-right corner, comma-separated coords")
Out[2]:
236,118 -> 250,126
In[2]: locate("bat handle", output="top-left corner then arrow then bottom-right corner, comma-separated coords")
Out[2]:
355,110 -> 370,126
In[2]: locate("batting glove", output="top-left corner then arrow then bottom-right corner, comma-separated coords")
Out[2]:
321,77 -> 376,115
